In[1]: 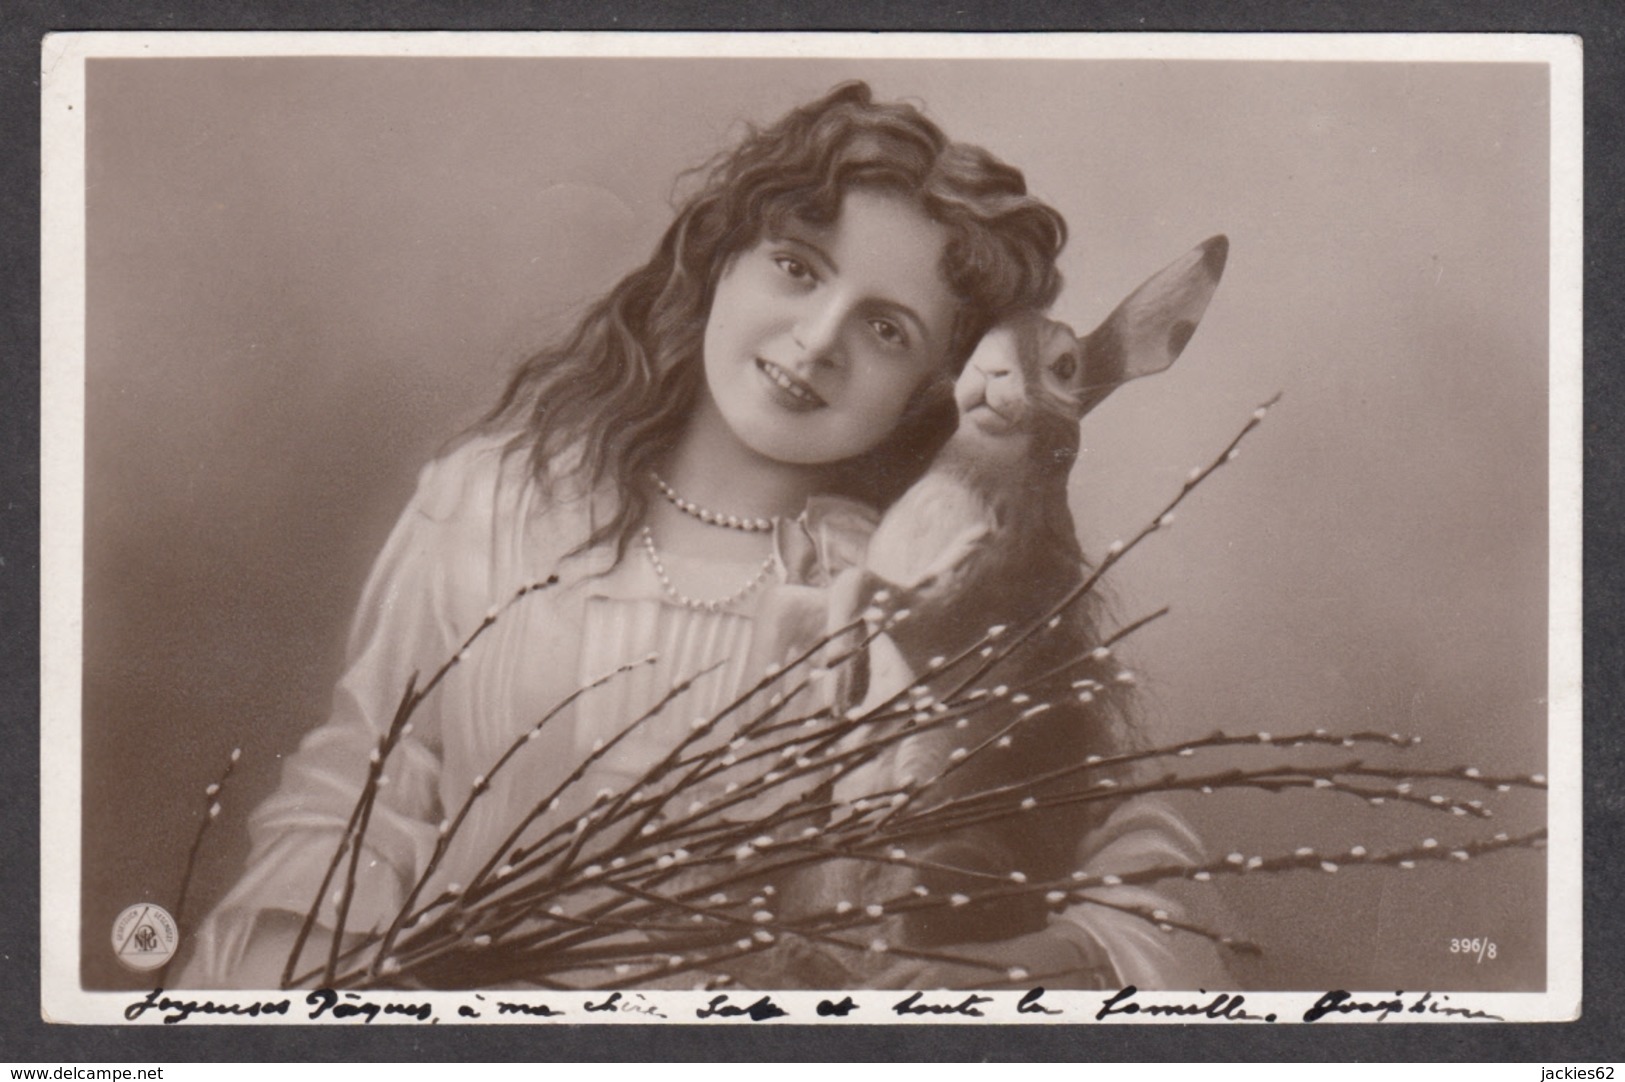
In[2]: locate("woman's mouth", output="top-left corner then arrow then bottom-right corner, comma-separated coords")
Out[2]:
756,359 -> 827,411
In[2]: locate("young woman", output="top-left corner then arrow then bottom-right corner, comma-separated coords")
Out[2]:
180,81 -> 1226,992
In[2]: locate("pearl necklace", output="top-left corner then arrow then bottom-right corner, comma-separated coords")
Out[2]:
640,527 -> 777,613
651,472 -> 775,533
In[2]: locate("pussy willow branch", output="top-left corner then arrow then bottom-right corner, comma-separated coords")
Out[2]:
161,745 -> 242,987
282,574 -> 559,989
306,637 -> 738,983
287,403 -> 1277,987
339,731 -> 925,987
418,626 -> 898,942
916,728 -> 1411,830
293,391 -> 1545,992
325,686 -> 1537,990
895,751 -> 1545,843
413,650 -> 834,942
886,765 -> 1519,850
852,606 -> 1169,840
934,394 -> 1283,709
171,745 -> 242,931
831,398 -> 1285,819
368,652 -> 661,977
475,875 -> 1033,990
484,615 -> 874,883
329,735 -> 1543,990
389,823 -> 1545,993
494,721 -> 1547,981
717,827 -> 1547,975
289,668 -> 413,988
421,841 -> 1087,992
332,631 -> 873,984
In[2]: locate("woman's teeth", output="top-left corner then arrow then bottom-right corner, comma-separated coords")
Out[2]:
758,360 -> 825,406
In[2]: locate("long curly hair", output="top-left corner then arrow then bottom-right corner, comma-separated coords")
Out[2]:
481,81 -> 1069,558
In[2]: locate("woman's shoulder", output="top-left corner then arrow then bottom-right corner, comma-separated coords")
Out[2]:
409,430 -> 533,524
401,429 -> 605,583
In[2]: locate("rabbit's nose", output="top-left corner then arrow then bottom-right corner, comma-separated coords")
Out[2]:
982,373 -> 1028,423
974,353 -> 1014,380
978,351 -> 1025,395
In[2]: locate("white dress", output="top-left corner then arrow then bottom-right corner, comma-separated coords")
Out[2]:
181,432 -> 1231,990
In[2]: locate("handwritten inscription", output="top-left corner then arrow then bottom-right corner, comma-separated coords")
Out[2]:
306,988 -> 433,1023
583,991 -> 667,1018
120,985 -> 1504,1025
1017,987 -> 1060,1015
124,989 -> 291,1025
496,1001 -> 564,1017
695,994 -> 787,1021
1302,990 -> 1503,1023
892,992 -> 993,1017
1097,986 -> 1274,1023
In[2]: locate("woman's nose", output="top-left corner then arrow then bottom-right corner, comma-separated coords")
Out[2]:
790,297 -> 845,367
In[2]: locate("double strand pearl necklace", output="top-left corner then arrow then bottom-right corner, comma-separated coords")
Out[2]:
651,472 -> 775,533
640,527 -> 777,613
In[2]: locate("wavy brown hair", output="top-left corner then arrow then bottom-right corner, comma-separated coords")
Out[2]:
481,81 -> 1069,558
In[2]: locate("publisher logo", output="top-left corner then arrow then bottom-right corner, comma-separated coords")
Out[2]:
112,903 -> 177,971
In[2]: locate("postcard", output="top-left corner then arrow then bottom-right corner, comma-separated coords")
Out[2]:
39,31 -> 1580,1025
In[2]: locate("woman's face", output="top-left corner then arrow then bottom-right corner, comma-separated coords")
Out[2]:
700,187 -> 957,467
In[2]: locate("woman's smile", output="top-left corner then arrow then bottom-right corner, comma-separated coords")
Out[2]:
755,358 -> 827,410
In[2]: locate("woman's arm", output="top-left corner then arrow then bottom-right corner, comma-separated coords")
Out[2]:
179,446 -> 506,989
1049,796 -> 1237,990
847,799 -> 1233,992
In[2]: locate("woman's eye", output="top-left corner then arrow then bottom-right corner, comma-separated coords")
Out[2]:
1052,351 -> 1078,381
774,255 -> 812,280
869,319 -> 906,347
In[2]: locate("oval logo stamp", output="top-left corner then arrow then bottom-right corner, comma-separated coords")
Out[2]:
111,903 -> 178,972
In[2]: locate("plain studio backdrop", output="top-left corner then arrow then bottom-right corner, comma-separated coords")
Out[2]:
78,56 -> 1549,992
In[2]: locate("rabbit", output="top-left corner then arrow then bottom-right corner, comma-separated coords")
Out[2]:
747,235 -> 1230,983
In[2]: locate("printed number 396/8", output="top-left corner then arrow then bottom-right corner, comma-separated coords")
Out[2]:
1450,937 -> 1498,961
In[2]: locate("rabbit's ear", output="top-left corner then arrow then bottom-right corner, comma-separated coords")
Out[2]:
1074,234 -> 1229,417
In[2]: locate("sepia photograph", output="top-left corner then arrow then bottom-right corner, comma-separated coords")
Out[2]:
39,32 -> 1579,1025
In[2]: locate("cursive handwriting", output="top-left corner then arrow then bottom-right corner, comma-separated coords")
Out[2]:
129,984 -> 1511,1026
695,994 -> 787,1021
496,1001 -> 564,1017
1017,987 -> 1061,1015
817,997 -> 859,1017
306,988 -> 434,1023
892,992 -> 993,1017
1303,990 -> 1502,1023
125,988 -> 291,1025
582,991 -> 667,1018
1097,986 -> 1275,1023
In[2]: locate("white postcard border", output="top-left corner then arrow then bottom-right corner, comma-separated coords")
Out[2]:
39,30 -> 1584,1027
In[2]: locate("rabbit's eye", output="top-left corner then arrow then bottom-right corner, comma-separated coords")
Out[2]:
1052,351 -> 1078,381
